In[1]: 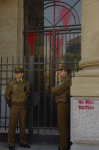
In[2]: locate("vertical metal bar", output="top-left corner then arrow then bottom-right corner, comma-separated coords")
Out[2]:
42,33 -> 44,62
51,60 -> 53,129
63,32 -> 65,62
30,33 -> 32,56
62,33 -> 63,61
12,57 -> 14,79
76,33 -> 79,72
79,32 -> 81,70
69,33 -> 71,64
34,34 -> 36,57
17,117 -> 19,131
44,50 -> 47,131
65,33 -> 68,62
0,57 -> 2,128
37,55 -> 40,134
57,31 -> 59,63
17,57 -> 20,130
24,0 -> 26,55
49,32 -> 52,130
52,31 -> 55,87
52,1 -> 56,86
38,33 -> 39,56
28,0 -> 29,28
56,32 -> 59,85
45,34 -> 47,130
24,55 -> 25,64
29,55 -> 34,142
50,88 -> 52,131
72,33 -> 74,75
52,36 -> 56,140
66,32 -> 67,53
46,33 -> 47,59
49,32 -> 51,94
49,32 -> 52,59
73,33 -> 75,73
5,57 -> 8,130
54,0 -> 55,27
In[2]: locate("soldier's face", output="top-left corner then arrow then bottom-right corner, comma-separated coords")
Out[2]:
15,72 -> 23,79
59,70 -> 68,77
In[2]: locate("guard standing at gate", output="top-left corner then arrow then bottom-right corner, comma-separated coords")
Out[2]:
51,64 -> 71,150
5,66 -> 30,150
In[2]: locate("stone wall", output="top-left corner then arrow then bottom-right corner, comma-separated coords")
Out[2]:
70,0 -> 99,149
0,0 -> 24,60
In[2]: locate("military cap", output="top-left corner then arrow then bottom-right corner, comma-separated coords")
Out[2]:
14,66 -> 24,73
59,64 -> 71,72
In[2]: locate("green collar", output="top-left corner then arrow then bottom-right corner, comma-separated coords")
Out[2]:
17,79 -> 22,82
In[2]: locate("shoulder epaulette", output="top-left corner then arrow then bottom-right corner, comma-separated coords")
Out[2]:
8,79 -> 13,83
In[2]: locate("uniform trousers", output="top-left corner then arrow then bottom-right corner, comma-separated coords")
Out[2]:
8,105 -> 27,146
57,102 -> 70,150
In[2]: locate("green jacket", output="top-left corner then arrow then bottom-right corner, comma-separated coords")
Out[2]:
51,76 -> 71,103
5,78 -> 30,105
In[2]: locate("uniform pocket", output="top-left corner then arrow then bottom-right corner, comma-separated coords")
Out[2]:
12,86 -> 19,95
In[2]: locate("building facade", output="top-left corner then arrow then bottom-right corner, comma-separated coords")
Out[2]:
2,1 -> 99,149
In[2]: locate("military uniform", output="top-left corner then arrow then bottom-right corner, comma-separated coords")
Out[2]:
4,66 -> 30,150
51,64 -> 71,150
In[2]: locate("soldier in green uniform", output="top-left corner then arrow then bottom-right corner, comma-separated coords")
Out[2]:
51,64 -> 71,150
5,66 -> 30,150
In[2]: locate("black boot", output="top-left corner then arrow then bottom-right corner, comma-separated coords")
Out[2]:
20,144 -> 30,148
9,146 -> 15,150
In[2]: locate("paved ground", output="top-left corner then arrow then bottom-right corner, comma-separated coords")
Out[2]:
0,142 -> 58,150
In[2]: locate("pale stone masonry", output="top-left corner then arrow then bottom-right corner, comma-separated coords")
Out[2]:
70,0 -> 99,149
0,0 -> 24,96
0,0 -> 99,149
0,0 -> 24,60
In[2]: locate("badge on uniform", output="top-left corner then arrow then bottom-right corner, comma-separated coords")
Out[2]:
59,82 -> 62,85
13,86 -> 17,88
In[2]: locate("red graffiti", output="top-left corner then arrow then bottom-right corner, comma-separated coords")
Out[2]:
47,4 -> 75,62
78,100 -> 84,104
78,100 -> 94,110
26,1 -> 76,57
27,33 -> 35,56
78,106 -> 94,110
85,100 -> 94,104
56,7 -> 75,28
47,31 -> 63,61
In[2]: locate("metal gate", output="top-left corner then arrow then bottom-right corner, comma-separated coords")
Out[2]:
0,52 -> 81,135
0,0 -> 81,139
25,29 -> 81,135
24,0 -> 81,134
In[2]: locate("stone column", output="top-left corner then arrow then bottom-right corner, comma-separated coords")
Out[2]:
0,0 -> 24,94
17,0 -> 24,62
0,0 -> 24,61
70,0 -> 99,150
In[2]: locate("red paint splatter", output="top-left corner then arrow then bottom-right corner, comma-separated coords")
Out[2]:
56,7 -> 72,28
47,4 -> 75,62
27,33 -> 35,56
47,31 -> 63,62
26,1 -> 76,58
